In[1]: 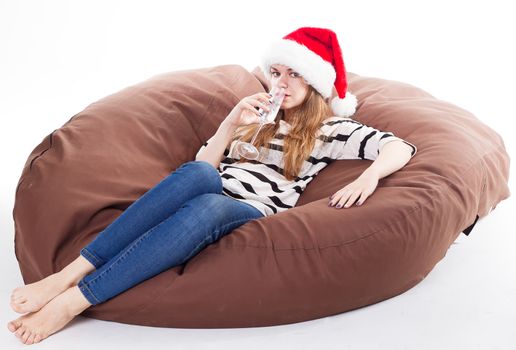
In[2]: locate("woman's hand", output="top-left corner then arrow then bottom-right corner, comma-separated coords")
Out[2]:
328,169 -> 380,208
225,92 -> 273,127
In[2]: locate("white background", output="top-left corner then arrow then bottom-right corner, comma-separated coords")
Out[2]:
1,0 -> 515,349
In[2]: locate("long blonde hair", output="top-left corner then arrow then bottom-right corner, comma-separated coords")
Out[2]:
231,85 -> 333,181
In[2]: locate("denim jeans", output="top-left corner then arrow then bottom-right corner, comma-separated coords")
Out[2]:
77,160 -> 264,306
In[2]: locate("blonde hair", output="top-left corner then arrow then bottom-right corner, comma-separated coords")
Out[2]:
231,85 -> 333,181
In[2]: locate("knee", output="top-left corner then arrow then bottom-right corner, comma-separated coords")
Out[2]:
186,193 -> 230,220
179,161 -> 222,193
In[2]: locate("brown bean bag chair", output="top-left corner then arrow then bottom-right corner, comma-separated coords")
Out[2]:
13,64 -> 510,328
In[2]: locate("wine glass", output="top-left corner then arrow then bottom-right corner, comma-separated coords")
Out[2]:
235,86 -> 286,160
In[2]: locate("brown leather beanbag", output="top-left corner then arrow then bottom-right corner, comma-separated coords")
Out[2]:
13,64 -> 510,328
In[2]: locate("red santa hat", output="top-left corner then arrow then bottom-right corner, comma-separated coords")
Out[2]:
260,27 -> 357,118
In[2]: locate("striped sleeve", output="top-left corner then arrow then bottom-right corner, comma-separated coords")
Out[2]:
335,123 -> 417,161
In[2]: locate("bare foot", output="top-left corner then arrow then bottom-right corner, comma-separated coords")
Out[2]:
10,272 -> 72,314
10,255 -> 95,314
7,286 -> 92,345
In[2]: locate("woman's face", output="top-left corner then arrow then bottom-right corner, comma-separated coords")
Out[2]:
269,64 -> 309,110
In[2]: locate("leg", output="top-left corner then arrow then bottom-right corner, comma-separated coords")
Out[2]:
9,160 -> 221,314
77,193 -> 263,305
7,194 -> 263,345
80,160 -> 223,269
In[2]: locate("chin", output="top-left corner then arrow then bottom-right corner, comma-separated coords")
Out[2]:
283,102 -> 300,109
282,100 -> 294,108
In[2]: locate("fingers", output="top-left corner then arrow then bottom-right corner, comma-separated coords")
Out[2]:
242,102 -> 262,116
328,189 -> 365,208
246,93 -> 270,102
252,95 -> 273,111
235,93 -> 272,122
256,92 -> 273,101
344,192 -> 361,208
250,93 -> 273,106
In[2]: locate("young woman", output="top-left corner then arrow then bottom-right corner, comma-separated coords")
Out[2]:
7,27 -> 417,345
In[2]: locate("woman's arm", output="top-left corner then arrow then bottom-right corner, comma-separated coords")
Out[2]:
329,140 -> 414,208
195,120 -> 237,169
362,140 -> 414,179
195,91 -> 274,169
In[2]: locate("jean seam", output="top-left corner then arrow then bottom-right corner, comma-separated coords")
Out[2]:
79,281 -> 102,304
81,248 -> 103,267
217,215 -> 259,236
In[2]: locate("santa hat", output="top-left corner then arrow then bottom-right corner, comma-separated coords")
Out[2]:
260,27 -> 357,118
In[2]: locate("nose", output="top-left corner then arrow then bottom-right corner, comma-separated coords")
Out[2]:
277,75 -> 288,88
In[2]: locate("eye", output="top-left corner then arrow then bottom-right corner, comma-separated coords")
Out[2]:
270,71 -> 300,78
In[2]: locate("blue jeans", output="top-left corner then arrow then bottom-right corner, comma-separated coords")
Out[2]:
77,160 -> 264,306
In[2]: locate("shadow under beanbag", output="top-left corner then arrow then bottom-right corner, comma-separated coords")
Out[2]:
13,64 -> 510,328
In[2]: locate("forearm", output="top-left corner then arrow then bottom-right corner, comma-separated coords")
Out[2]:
362,141 -> 413,179
195,120 -> 237,169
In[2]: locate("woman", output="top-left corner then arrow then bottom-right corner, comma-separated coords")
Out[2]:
7,27 -> 417,345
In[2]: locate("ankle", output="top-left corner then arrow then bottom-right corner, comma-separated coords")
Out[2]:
55,270 -> 78,288
58,256 -> 96,286
66,287 -> 92,315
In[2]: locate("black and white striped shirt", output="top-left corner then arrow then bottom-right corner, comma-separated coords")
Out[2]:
196,116 -> 417,217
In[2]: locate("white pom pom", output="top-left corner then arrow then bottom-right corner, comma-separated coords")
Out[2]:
331,92 -> 357,118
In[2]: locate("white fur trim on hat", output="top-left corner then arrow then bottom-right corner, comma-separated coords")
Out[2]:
260,39 -> 336,99
331,92 -> 357,118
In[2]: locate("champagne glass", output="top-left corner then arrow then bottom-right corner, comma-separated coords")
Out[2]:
235,86 -> 286,160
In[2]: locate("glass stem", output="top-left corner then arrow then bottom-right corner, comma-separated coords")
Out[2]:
250,121 -> 264,146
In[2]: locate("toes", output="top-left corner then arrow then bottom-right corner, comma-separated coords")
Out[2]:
10,300 -> 27,314
26,333 -> 36,345
10,301 -> 20,313
11,288 -> 23,299
12,296 -> 27,305
34,334 -> 42,343
22,329 -> 31,344
15,325 -> 26,338
10,300 -> 20,310
16,296 -> 28,303
7,320 -> 21,332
